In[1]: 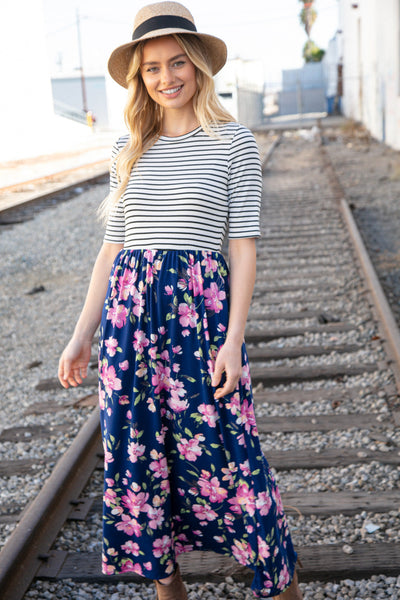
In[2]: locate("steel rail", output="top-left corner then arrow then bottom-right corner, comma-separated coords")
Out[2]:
0,407 -> 102,600
319,139 -> 400,394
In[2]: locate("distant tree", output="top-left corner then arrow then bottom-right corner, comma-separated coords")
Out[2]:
299,0 -> 317,37
299,1 -> 325,63
303,39 -> 326,62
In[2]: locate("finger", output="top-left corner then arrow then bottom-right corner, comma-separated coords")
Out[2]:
211,362 -> 224,387
58,359 -> 70,388
214,373 -> 238,398
72,368 -> 83,385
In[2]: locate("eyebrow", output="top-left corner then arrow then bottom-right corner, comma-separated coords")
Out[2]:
142,53 -> 187,66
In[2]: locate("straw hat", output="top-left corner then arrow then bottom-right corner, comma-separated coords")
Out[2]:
108,1 -> 227,88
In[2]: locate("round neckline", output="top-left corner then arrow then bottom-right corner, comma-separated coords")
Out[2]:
159,126 -> 202,141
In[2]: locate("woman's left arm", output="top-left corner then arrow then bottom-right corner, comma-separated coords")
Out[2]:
212,237 -> 256,399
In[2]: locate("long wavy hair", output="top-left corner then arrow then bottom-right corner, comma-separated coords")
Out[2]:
99,34 -> 234,221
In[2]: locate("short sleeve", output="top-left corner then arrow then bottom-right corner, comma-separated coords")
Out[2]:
227,126 -> 262,239
103,139 -> 126,245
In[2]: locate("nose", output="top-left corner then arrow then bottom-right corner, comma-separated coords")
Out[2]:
160,65 -> 175,87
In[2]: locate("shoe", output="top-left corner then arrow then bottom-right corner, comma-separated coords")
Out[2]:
155,564 -> 188,600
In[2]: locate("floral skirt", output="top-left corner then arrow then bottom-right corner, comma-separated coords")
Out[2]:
98,248 -> 297,597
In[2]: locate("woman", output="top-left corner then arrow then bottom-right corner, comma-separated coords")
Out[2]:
58,3 -> 302,599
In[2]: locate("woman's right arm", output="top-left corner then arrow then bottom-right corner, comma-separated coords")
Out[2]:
58,241 -> 124,388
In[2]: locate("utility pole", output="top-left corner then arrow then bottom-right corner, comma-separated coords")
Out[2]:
76,7 -> 88,114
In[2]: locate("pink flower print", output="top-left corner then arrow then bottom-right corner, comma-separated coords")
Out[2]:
239,460 -> 251,477
120,560 -> 143,575
201,253 -> 218,273
278,563 -> 290,590
102,562 -> 115,575
178,302 -> 199,328
149,347 -> 157,360
165,285 -> 174,295
127,441 -> 145,463
170,378 -> 185,400
217,323 -> 227,333
236,483 -> 256,516
160,350 -> 169,361
144,249 -> 157,262
257,536 -> 271,562
148,506 -> 165,529
136,362 -> 148,378
118,270 -> 137,301
99,387 -> 105,411
133,330 -> 150,354
225,392 -> 241,415
172,345 -> 182,354
151,362 -> 171,394
105,336 -> 118,357
115,514 -> 142,537
227,495 -> 242,515
204,282 -> 226,313
272,487 -> 285,515
193,503 -> 218,524
256,491 -> 273,516
167,396 -> 189,412
198,403 -> 219,427
177,434 -> 205,462
221,462 -> 238,485
119,361 -> 129,371
100,364 -> 122,398
145,263 -> 154,284
188,261 -> 204,296
158,326 -> 166,335
178,278 -> 187,291
149,453 -> 168,479
121,540 -> 140,556
231,539 -> 253,566
106,298 -> 129,328
132,288 -> 145,317
241,363 -> 251,390
104,488 -> 117,507
224,512 -> 236,533
121,489 -> 150,518
153,535 -> 172,558
198,473 -> 228,503
182,329 -> 190,337
236,399 -> 256,433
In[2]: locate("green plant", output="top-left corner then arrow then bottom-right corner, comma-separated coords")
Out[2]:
303,39 -> 325,62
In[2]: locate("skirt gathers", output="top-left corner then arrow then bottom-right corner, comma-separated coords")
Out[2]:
98,248 -> 297,597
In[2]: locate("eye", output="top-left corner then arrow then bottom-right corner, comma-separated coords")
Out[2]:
172,60 -> 186,68
146,66 -> 159,73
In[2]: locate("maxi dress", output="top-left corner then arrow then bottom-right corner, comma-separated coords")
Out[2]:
98,123 -> 297,597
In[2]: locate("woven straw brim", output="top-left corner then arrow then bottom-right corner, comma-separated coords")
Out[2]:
108,30 -> 227,88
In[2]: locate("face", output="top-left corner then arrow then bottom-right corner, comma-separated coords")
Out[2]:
140,36 -> 197,112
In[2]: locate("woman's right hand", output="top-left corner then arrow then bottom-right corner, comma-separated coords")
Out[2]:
58,337 -> 93,388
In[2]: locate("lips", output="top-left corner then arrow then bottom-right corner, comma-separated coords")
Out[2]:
159,85 -> 183,95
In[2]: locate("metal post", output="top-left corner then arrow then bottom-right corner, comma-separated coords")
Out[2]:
76,8 -> 88,114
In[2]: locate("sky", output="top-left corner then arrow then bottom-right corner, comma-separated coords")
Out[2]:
43,0 -> 339,85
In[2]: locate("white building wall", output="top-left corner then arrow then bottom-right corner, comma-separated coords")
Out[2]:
340,0 -> 400,149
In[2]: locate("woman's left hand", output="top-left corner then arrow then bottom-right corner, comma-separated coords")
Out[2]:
211,340 -> 242,399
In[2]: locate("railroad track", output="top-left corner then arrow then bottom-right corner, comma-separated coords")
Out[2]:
1,128 -> 400,599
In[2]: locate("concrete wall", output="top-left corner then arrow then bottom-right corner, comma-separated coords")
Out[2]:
339,0 -> 400,149
278,63 -> 326,115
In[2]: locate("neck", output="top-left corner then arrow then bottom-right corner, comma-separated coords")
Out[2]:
161,107 -> 199,137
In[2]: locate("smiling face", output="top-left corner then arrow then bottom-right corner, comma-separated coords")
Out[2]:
140,36 -> 197,113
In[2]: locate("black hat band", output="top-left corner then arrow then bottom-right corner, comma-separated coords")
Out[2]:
132,15 -> 197,40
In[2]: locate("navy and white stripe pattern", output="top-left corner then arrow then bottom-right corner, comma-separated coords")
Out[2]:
104,122 -> 262,251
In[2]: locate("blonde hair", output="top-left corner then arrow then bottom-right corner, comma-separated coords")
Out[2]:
99,34 -> 234,221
